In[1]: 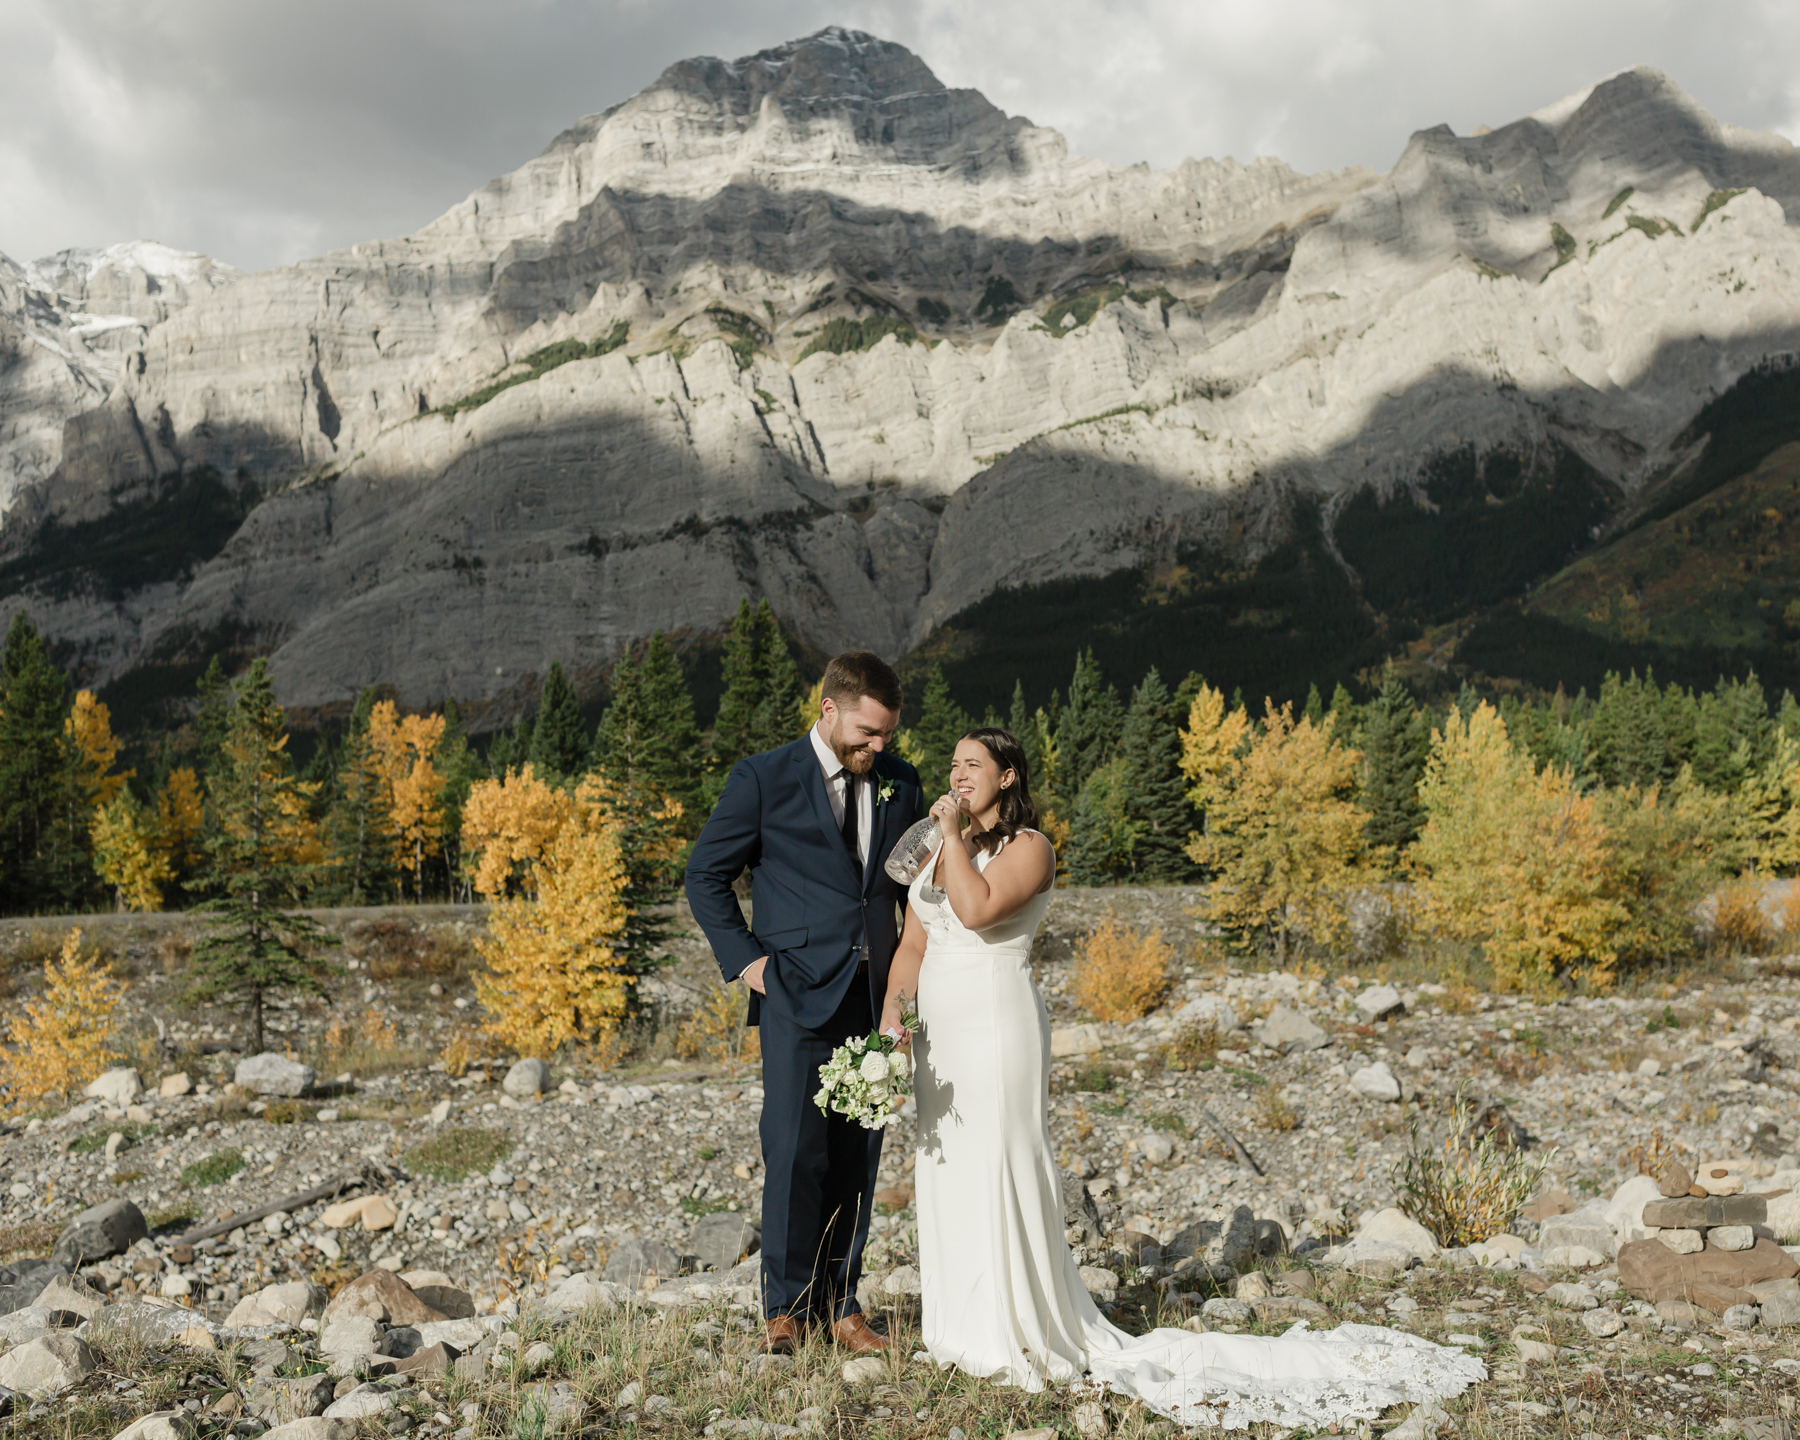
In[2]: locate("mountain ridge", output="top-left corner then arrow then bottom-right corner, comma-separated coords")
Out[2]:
2,30 -> 1798,727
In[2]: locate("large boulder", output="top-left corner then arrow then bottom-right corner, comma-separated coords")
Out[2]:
1353,1207 -> 1439,1260
0,1259 -> 68,1317
1350,1061 -> 1401,1102
52,1198 -> 147,1267
1539,1201 -> 1617,1260
1618,1235 -> 1799,1304
1606,1174 -> 1665,1244
503,1059 -> 550,1098
112,1413 -> 198,1440
691,1212 -> 759,1272
321,1270 -> 448,1328
1058,1170 -> 1104,1246
539,1274 -> 623,1317
225,1280 -> 324,1328
397,1271 -> 474,1319
84,1068 -> 143,1105
1164,1205 -> 1258,1273
261,1420 -> 356,1440
0,1333 -> 98,1395
1254,1006 -> 1330,1055
235,1053 -> 315,1097
1354,985 -> 1406,1022
602,1236 -> 681,1289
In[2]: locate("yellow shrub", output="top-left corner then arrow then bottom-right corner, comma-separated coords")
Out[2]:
1710,876 -> 1774,956
676,982 -> 754,1064
439,1026 -> 488,1078
0,929 -> 126,1105
92,795 -> 172,911
1071,915 -> 1172,1022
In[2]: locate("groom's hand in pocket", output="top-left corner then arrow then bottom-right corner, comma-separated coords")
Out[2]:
741,956 -> 768,994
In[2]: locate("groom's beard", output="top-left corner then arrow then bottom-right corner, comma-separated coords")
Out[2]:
825,717 -> 878,774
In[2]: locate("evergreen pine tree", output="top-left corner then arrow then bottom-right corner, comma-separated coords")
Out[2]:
0,613 -> 68,911
594,647 -> 645,784
529,661 -> 589,779
1058,649 -> 1123,792
636,631 -> 701,807
1065,758 -> 1137,885
910,665 -> 971,793
1007,680 -> 1040,783
193,655 -> 232,780
710,599 -> 801,769
1591,671 -> 1669,789
1361,670 -> 1431,859
327,688 -> 395,905
1302,683 -> 1325,727
485,718 -> 531,779
1118,667 -> 1194,881
188,660 -> 335,1052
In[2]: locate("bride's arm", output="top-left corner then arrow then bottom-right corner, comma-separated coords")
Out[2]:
928,793 -> 1055,930
880,901 -> 928,1042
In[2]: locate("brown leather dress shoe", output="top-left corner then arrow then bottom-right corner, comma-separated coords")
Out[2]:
762,1314 -> 804,1354
830,1312 -> 893,1353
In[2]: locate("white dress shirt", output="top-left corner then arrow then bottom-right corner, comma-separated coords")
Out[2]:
810,722 -> 872,868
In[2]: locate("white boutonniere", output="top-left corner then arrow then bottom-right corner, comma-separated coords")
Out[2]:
877,778 -> 896,806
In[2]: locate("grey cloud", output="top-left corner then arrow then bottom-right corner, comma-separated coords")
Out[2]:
2,0 -> 1796,272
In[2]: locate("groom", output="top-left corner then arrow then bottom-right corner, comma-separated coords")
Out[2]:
686,649 -> 924,1354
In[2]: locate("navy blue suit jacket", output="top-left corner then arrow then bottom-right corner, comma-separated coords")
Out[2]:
685,736 -> 924,1029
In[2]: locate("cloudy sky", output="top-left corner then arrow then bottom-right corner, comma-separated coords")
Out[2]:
4,0 -> 1797,273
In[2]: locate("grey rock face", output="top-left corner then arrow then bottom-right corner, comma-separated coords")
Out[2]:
602,1236 -> 681,1288
690,1211 -> 759,1271
502,1059 -> 550,1098
236,1053 -> 316,1097
6,41 -> 1798,721
51,1198 -> 146,1267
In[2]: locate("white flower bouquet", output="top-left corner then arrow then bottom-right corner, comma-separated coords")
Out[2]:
813,1001 -> 920,1131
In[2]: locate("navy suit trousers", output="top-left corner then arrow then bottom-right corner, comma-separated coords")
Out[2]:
757,980 -> 882,1322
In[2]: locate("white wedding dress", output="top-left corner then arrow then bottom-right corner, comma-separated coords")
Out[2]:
908,833 -> 1484,1432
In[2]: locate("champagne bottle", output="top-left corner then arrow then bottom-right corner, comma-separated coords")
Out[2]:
883,816 -> 942,885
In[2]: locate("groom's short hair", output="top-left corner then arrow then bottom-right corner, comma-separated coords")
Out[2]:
822,651 -> 903,712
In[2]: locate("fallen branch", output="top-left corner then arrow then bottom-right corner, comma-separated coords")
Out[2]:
1197,1108 -> 1263,1176
172,1166 -> 378,1246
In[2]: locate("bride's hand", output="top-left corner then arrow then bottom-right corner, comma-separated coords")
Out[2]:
879,1001 -> 911,1048
929,792 -> 965,835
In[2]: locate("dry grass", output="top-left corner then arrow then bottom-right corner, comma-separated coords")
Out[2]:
675,982 -> 757,1065
1070,914 -> 1173,1022
354,919 -> 475,981
1161,1016 -> 1219,1071
1391,1098 -> 1550,1248
314,1005 -> 434,1077
1254,1087 -> 1299,1131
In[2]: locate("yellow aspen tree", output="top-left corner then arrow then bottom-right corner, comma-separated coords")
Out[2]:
92,795 -> 173,911
795,677 -> 824,738
1415,702 -> 1624,990
0,928 -> 125,1104
474,815 -> 632,1055
1181,691 -> 1363,961
1737,731 -> 1800,874
366,700 -> 447,899
65,690 -> 128,809
460,764 -> 577,898
155,766 -> 206,882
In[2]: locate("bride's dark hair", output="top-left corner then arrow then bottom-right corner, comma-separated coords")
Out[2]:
960,726 -> 1038,855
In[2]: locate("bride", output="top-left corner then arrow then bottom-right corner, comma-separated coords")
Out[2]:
878,726 -> 1484,1432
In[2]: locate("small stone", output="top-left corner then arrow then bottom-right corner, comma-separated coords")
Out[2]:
177,1327 -> 217,1351
428,1101 -> 451,1125
1642,1194 -> 1766,1228
1657,1159 -> 1693,1198
323,1385 -> 397,1420
1354,984 -> 1406,1021
0,1334 -> 99,1395
112,1412 -> 198,1440
882,1266 -> 922,1297
84,1068 -> 143,1104
262,1420 -> 356,1440
1078,1268 -> 1119,1301
159,1072 -> 193,1098
1349,1061 -> 1401,1102
361,1197 -> 399,1232
161,1274 -> 192,1299
1723,1303 -> 1761,1331
1138,1131 -> 1175,1165
842,1355 -> 885,1383
323,1270 -> 449,1328
1050,1024 -> 1104,1057
1072,1400 -> 1109,1438
227,1281 -> 324,1329
1637,1057 -> 1661,1077
1546,1282 -> 1597,1311
1353,1207 -> 1438,1259
235,1053 -> 316,1097
31,1273 -> 106,1321
105,1132 -> 126,1162
1710,1225 -> 1755,1251
502,1059 -> 549,1098
1579,1310 -> 1624,1337
602,1236 -> 680,1288
614,1381 -> 643,1409
1657,1229 -> 1705,1254
1699,1167 -> 1746,1196
322,1197 -> 378,1229
519,1342 -> 555,1373
1201,1297 -> 1252,1323
1760,1288 -> 1800,1327
691,1212 -> 759,1272
1234,1271 -> 1270,1300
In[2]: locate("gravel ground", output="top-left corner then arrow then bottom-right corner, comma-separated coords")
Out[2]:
4,893 -> 1800,1436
